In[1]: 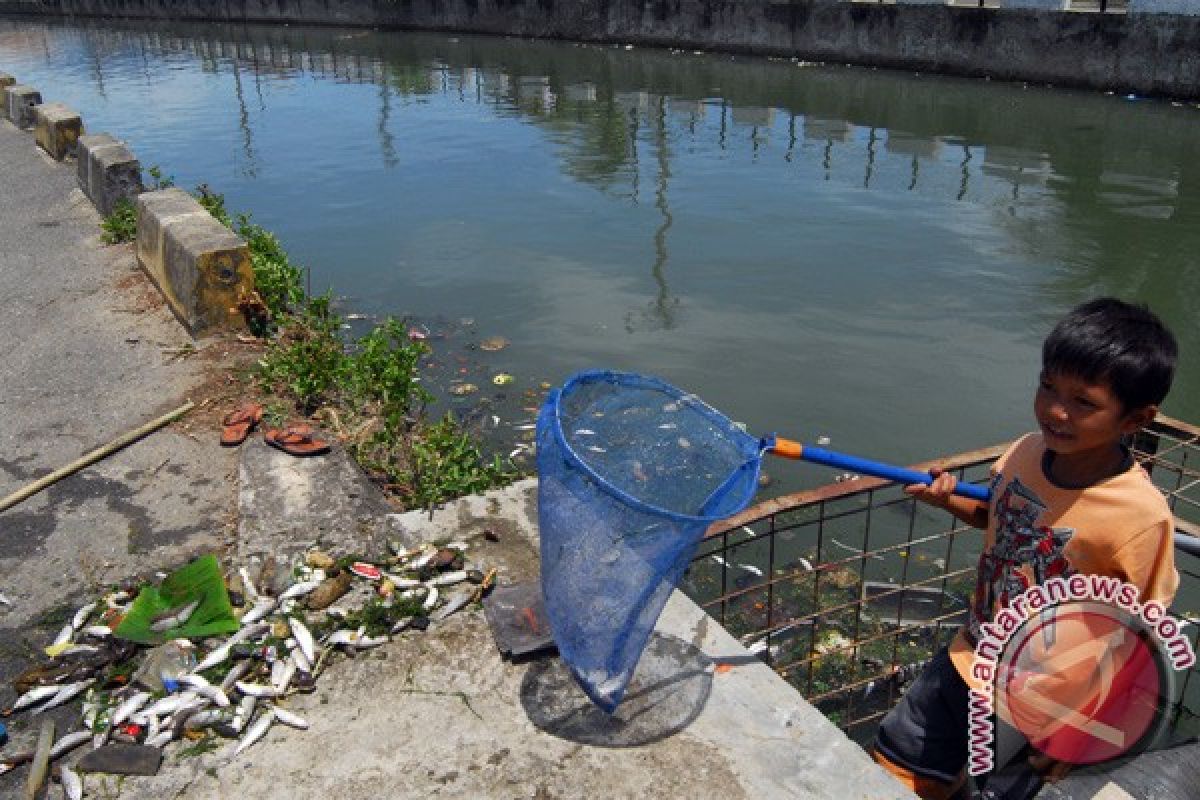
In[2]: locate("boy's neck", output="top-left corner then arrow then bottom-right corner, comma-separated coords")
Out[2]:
1042,441 -> 1132,489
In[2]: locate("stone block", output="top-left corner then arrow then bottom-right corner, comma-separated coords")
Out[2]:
5,85 -> 42,128
33,102 -> 84,160
1002,0 -> 1068,7
0,73 -> 15,90
135,188 -> 253,335
77,133 -> 144,216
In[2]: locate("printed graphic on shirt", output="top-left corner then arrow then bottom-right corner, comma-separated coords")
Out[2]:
967,476 -> 1076,643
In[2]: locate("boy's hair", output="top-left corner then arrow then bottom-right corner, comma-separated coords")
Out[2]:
1043,297 -> 1177,412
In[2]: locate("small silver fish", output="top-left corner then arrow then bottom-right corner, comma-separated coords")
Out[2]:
70,602 -> 98,630
12,684 -> 65,712
279,581 -> 321,601
220,661 -> 253,693
111,691 -> 151,727
573,428 -> 596,436
585,445 -> 607,453
409,550 -> 438,570
234,710 -> 275,756
738,564 -> 764,577
240,599 -> 277,626
234,682 -> 279,698
145,691 -> 198,717
150,598 -> 201,632
273,656 -> 297,694
381,572 -> 421,589
430,571 -> 468,587
710,555 -> 728,567
48,730 -> 91,760
183,709 -> 223,730
0,592 -> 11,607
60,645 -> 100,657
238,567 -> 260,603
232,694 -> 256,734
288,617 -> 316,665
429,591 -> 472,622
193,642 -> 232,673
145,729 -> 174,748
271,706 -> 308,730
50,624 -> 74,648
34,680 -> 93,713
80,625 -> 112,638
422,586 -> 439,611
60,764 -> 83,800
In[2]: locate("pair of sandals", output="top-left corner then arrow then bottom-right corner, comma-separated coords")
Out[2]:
220,403 -> 331,457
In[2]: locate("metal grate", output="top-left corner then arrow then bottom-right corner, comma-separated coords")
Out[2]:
683,415 -> 1200,745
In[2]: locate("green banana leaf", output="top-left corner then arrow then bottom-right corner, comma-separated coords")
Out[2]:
114,555 -> 240,644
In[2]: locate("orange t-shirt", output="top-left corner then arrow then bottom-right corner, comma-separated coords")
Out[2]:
948,433 -> 1179,692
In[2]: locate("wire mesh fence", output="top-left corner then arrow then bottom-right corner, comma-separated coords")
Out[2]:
682,415 -> 1200,747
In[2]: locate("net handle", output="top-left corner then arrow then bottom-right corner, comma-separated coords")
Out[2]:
770,436 -> 992,503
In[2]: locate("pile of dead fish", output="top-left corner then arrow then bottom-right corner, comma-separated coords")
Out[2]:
1,541 -> 492,796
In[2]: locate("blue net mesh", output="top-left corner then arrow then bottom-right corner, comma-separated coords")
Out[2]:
537,370 -> 766,712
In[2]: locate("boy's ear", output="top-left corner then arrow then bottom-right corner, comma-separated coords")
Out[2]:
1120,404 -> 1158,434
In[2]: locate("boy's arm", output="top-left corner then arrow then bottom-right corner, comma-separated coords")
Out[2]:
905,467 -> 989,529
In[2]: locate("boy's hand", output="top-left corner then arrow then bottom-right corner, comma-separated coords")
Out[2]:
1028,751 -> 1072,783
904,467 -> 958,509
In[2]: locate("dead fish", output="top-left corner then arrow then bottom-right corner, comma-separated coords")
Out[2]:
234,710 -> 275,756
235,682 -> 279,698
34,680 -> 93,713
241,598 -> 278,626
230,621 -> 271,645
291,645 -> 312,674
324,628 -> 364,649
737,564 -> 764,577
710,555 -> 728,567
830,538 -> 885,561
409,550 -> 438,570
61,764 -> 83,800
271,706 -> 308,730
232,695 -> 256,733
239,567 -> 261,603
422,586 -> 439,611
585,445 -> 607,453
50,624 -> 74,648
429,591 -> 472,622
193,642 -> 232,673
150,598 -> 201,632
273,656 -> 297,694
356,634 -> 388,649
145,691 -> 198,717
48,730 -> 91,760
59,644 -> 100,657
182,709 -> 223,730
220,661 -> 253,693
80,625 -> 113,638
0,593 -> 11,607
573,428 -> 596,436
381,572 -> 420,589
110,691 -> 151,727
740,526 -> 758,539
430,571 -> 468,587
288,617 -> 316,665
279,581 -> 321,601
193,684 -> 231,708
12,684 -> 66,712
70,602 -> 98,630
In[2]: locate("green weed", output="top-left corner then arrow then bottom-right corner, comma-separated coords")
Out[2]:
401,415 -> 515,509
100,199 -> 137,244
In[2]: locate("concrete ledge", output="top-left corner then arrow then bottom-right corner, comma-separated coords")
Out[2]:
4,85 -> 41,128
135,188 -> 253,335
77,132 -> 144,216
0,73 -> 14,90
33,102 -> 83,160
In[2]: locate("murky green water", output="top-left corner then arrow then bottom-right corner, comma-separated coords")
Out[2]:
3,18 -> 1199,488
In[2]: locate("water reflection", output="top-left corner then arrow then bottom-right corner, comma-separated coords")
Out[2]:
2,17 -> 1198,431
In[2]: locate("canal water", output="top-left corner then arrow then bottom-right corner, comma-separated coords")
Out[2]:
3,17 -> 1199,488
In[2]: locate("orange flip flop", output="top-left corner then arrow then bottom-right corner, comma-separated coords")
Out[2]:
221,402 -> 264,446
265,423 -> 331,457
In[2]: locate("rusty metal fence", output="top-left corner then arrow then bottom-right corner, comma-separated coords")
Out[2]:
682,415 -> 1200,746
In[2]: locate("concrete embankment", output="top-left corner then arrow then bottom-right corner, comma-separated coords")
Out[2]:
2,0 -> 1200,98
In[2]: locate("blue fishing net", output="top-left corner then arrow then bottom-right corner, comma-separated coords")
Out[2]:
537,370 -> 766,712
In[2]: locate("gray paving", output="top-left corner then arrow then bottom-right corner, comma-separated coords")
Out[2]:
0,116 -> 238,794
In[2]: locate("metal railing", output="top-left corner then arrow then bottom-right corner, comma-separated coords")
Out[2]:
684,415 -> 1200,745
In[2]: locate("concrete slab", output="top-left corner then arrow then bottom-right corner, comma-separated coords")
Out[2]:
0,72 -> 14,89
0,114 -> 239,797
76,131 -> 118,194
113,476 -> 910,799
33,101 -> 83,160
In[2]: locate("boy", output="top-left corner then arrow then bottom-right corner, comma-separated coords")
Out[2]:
871,297 -> 1180,800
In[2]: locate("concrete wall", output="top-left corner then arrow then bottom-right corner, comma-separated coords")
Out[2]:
2,0 -> 1200,97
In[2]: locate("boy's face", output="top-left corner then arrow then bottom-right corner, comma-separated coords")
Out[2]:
1034,371 -> 1154,456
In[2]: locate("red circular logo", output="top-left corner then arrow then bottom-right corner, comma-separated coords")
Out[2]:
995,602 -> 1167,765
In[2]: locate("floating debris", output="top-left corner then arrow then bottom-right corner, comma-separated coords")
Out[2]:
479,336 -> 509,352
492,373 -> 515,386
449,383 -> 478,397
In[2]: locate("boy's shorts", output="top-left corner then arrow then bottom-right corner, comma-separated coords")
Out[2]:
872,646 -> 1045,800
872,646 -> 970,789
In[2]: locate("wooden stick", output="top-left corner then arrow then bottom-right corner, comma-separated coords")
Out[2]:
0,400 -> 195,514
